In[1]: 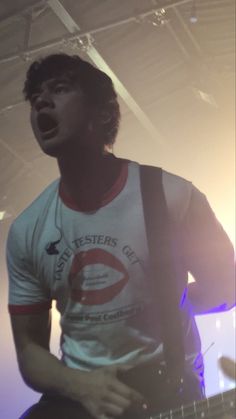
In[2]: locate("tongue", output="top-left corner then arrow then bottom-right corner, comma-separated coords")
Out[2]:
38,114 -> 58,133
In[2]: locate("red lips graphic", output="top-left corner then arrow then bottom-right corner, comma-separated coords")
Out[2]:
69,249 -> 129,305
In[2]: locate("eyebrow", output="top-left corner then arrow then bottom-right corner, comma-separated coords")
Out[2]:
33,77 -> 72,94
47,77 -> 71,87
34,77 -> 71,91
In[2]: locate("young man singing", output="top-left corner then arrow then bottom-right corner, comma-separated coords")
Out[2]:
7,54 -> 235,419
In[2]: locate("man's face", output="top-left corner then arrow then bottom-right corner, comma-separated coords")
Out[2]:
30,77 -> 90,157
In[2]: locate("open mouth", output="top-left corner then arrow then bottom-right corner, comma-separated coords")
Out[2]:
37,113 -> 58,137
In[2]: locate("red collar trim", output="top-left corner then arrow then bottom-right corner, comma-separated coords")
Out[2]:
59,161 -> 128,212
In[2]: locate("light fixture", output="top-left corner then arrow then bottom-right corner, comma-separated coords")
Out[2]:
0,206 -> 13,221
150,8 -> 169,26
190,0 -> 198,23
192,88 -> 218,108
0,211 -> 6,221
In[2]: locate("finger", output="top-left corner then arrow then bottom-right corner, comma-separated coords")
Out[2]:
102,401 -> 125,417
110,379 -> 145,404
219,356 -> 236,380
104,390 -> 131,410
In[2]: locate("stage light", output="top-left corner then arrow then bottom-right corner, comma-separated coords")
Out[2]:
190,0 -> 198,23
150,8 -> 169,26
0,207 -> 13,221
215,319 -> 221,329
219,378 -> 225,389
0,211 -> 6,221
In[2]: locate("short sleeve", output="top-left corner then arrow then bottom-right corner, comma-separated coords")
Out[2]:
163,170 -> 235,311
183,186 -> 234,274
7,221 -> 52,315
181,186 -> 235,310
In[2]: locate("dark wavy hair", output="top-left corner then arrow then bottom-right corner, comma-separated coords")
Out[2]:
23,53 -> 120,146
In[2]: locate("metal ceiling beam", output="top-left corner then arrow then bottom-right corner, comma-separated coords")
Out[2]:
171,6 -> 219,106
47,0 -> 78,32
165,22 -> 191,59
0,0 -> 192,65
0,0 -> 192,28
0,136 -> 31,166
22,12 -> 32,50
0,100 -> 24,116
0,0 -> 44,25
172,6 -> 203,55
47,0 -> 164,143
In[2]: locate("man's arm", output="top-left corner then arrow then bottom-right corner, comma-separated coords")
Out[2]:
10,311 -> 144,418
182,186 -> 235,314
10,310 -> 68,394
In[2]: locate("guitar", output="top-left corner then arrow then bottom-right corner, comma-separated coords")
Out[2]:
21,361 -> 236,419
118,361 -> 236,419
143,388 -> 236,419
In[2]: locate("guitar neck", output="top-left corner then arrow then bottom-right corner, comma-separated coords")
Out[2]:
151,388 -> 236,419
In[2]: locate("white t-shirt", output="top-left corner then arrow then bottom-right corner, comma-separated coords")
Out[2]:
8,161 -> 218,380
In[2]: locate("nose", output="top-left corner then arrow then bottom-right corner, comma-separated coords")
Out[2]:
34,89 -> 54,112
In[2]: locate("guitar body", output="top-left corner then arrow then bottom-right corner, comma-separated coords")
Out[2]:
117,361 -> 203,419
118,361 -> 236,419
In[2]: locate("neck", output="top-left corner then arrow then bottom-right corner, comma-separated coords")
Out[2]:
58,147 -> 106,183
57,148 -> 122,210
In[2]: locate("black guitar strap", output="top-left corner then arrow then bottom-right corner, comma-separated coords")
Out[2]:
140,165 -> 185,379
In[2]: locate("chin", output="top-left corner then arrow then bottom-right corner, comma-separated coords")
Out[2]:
42,148 -> 60,158
40,139 -> 68,158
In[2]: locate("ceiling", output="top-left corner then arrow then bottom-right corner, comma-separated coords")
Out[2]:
0,0 -> 235,220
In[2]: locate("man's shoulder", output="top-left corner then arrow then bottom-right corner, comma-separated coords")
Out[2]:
162,170 -> 196,223
9,179 -> 59,237
135,162 -> 191,188
135,162 -> 196,223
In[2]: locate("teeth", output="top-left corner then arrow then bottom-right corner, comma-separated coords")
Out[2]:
37,113 -> 58,133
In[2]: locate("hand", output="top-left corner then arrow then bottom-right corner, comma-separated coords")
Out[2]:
65,364 -> 145,419
219,356 -> 236,381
